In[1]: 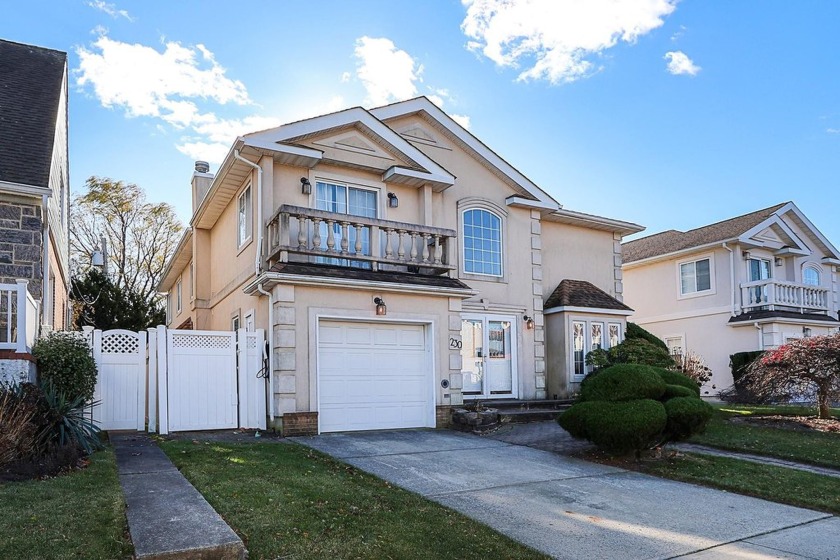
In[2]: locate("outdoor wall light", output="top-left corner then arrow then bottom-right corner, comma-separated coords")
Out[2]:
300,177 -> 312,195
523,315 -> 535,330
374,297 -> 387,316
388,192 -> 399,208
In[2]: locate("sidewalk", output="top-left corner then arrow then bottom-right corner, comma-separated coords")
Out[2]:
671,442 -> 840,479
111,433 -> 245,560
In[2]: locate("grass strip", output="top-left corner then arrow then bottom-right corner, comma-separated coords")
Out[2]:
161,439 -> 548,560
0,449 -> 132,560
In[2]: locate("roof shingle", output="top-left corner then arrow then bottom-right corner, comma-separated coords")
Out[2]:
0,39 -> 67,189
622,203 -> 788,263
544,279 -> 632,312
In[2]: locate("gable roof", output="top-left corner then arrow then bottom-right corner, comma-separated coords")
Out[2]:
623,203 -> 788,263
544,279 -> 633,312
370,96 -> 559,207
0,39 -> 67,189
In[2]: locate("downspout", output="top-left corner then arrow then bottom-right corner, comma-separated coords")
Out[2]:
233,149 -> 264,276
722,243 -> 736,316
234,149 -> 273,422
754,322 -> 763,350
255,282 -> 275,422
41,194 -> 50,330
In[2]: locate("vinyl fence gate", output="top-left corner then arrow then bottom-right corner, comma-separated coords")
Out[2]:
89,327 -> 267,434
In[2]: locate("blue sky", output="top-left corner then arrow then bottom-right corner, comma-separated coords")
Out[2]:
3,1 -> 839,243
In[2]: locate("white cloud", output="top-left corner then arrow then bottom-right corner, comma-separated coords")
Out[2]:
354,36 -> 422,105
340,71 -> 351,83
664,50 -> 701,76
827,128 -> 840,134
86,0 -> 133,21
461,0 -> 678,84
451,114 -> 471,129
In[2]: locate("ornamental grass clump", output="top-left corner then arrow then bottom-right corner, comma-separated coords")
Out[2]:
558,363 -> 713,455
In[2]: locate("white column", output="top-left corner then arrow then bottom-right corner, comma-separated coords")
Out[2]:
156,325 -> 169,435
147,328 -> 158,433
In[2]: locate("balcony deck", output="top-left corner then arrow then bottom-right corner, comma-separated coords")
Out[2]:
266,205 -> 456,275
740,279 -> 831,314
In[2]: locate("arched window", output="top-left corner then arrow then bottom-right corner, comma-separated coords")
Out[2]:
803,266 -> 821,286
462,208 -> 502,276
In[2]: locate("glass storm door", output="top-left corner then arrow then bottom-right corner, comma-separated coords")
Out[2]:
460,314 -> 517,399
315,181 -> 377,268
749,258 -> 772,305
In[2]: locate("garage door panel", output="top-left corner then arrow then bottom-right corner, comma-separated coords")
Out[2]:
318,321 -> 432,433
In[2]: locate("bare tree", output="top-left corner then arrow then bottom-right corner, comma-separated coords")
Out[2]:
70,177 -> 184,302
745,334 -> 840,419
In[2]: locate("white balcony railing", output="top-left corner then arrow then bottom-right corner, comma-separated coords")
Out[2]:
740,279 -> 830,313
266,205 -> 456,273
0,280 -> 39,353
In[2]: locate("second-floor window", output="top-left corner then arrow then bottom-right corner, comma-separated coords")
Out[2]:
176,277 -> 182,313
315,180 -> 377,268
238,185 -> 252,248
463,208 -> 502,276
803,266 -> 821,286
679,257 -> 711,295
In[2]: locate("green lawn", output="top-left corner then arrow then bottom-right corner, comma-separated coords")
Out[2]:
644,452 -> 840,515
688,405 -> 840,469
161,440 -> 548,560
0,450 -> 132,560
713,403 -> 840,418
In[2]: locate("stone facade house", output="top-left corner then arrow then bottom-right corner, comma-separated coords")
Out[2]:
622,202 -> 840,394
158,97 -> 642,435
0,39 -> 70,383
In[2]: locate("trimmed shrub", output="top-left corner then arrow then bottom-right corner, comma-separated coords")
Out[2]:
626,322 -> 668,350
580,364 -> 666,403
32,332 -> 97,402
560,399 -> 667,454
608,338 -> 676,368
663,384 -> 696,400
664,397 -> 714,440
557,401 -> 601,440
654,368 -> 700,395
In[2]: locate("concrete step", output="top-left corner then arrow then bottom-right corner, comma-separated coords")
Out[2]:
499,408 -> 569,423
479,399 -> 575,411
111,433 -> 246,560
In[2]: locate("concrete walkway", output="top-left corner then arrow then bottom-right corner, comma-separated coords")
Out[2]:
296,430 -> 838,560
671,442 -> 840,479
111,433 -> 245,560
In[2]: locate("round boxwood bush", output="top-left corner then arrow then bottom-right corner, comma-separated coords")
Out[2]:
579,364 -> 666,403
32,332 -> 97,402
653,368 -> 700,395
663,384 -> 696,400
664,397 -> 714,440
560,399 -> 667,454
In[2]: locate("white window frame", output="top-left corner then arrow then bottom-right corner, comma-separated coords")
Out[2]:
237,184 -> 253,249
231,314 -> 241,332
569,316 -> 625,383
175,276 -> 182,314
244,309 -> 255,332
664,334 -> 686,361
677,253 -> 715,299
802,264 -> 822,286
460,207 -> 504,278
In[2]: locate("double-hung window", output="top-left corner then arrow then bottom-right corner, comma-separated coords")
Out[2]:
237,185 -> 252,248
572,319 -> 623,380
463,208 -> 502,276
176,277 -> 182,313
679,257 -> 711,295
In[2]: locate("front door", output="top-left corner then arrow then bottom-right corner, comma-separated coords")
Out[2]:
460,314 -> 518,399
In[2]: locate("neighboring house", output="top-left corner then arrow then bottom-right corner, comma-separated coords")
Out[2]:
158,97 -> 642,435
622,202 -> 840,394
0,39 -> 70,384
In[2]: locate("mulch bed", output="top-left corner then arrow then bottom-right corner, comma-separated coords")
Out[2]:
0,445 -> 87,482
731,415 -> 840,434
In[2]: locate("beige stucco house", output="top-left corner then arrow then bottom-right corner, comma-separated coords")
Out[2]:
622,202 -> 840,395
158,97 -> 642,435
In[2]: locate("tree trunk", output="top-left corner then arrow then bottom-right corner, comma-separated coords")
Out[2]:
817,385 -> 831,420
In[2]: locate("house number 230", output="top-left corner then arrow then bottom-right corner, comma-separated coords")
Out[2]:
449,337 -> 462,349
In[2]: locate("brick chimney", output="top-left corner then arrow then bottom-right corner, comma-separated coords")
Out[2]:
191,161 -> 214,213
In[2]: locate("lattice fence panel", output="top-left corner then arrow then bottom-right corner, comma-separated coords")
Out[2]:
171,333 -> 232,349
101,332 -> 140,354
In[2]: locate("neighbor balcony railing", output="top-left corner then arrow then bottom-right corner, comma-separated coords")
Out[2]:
0,280 -> 39,353
740,279 -> 830,313
266,205 -> 456,273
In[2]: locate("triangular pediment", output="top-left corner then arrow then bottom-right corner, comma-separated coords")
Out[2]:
753,226 -> 783,244
399,125 -> 438,144
300,125 -> 419,172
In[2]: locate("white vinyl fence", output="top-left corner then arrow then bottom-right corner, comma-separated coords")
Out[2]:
88,327 -> 267,434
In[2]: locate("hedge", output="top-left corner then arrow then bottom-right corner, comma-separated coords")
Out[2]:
664,397 -> 714,440
653,368 -> 700,395
560,399 -> 667,454
579,364 -> 666,402
32,332 -> 97,402
626,322 -> 668,350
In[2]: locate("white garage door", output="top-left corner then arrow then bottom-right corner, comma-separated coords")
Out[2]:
318,320 -> 433,433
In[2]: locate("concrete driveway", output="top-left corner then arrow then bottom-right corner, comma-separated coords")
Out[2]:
296,429 -> 838,560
